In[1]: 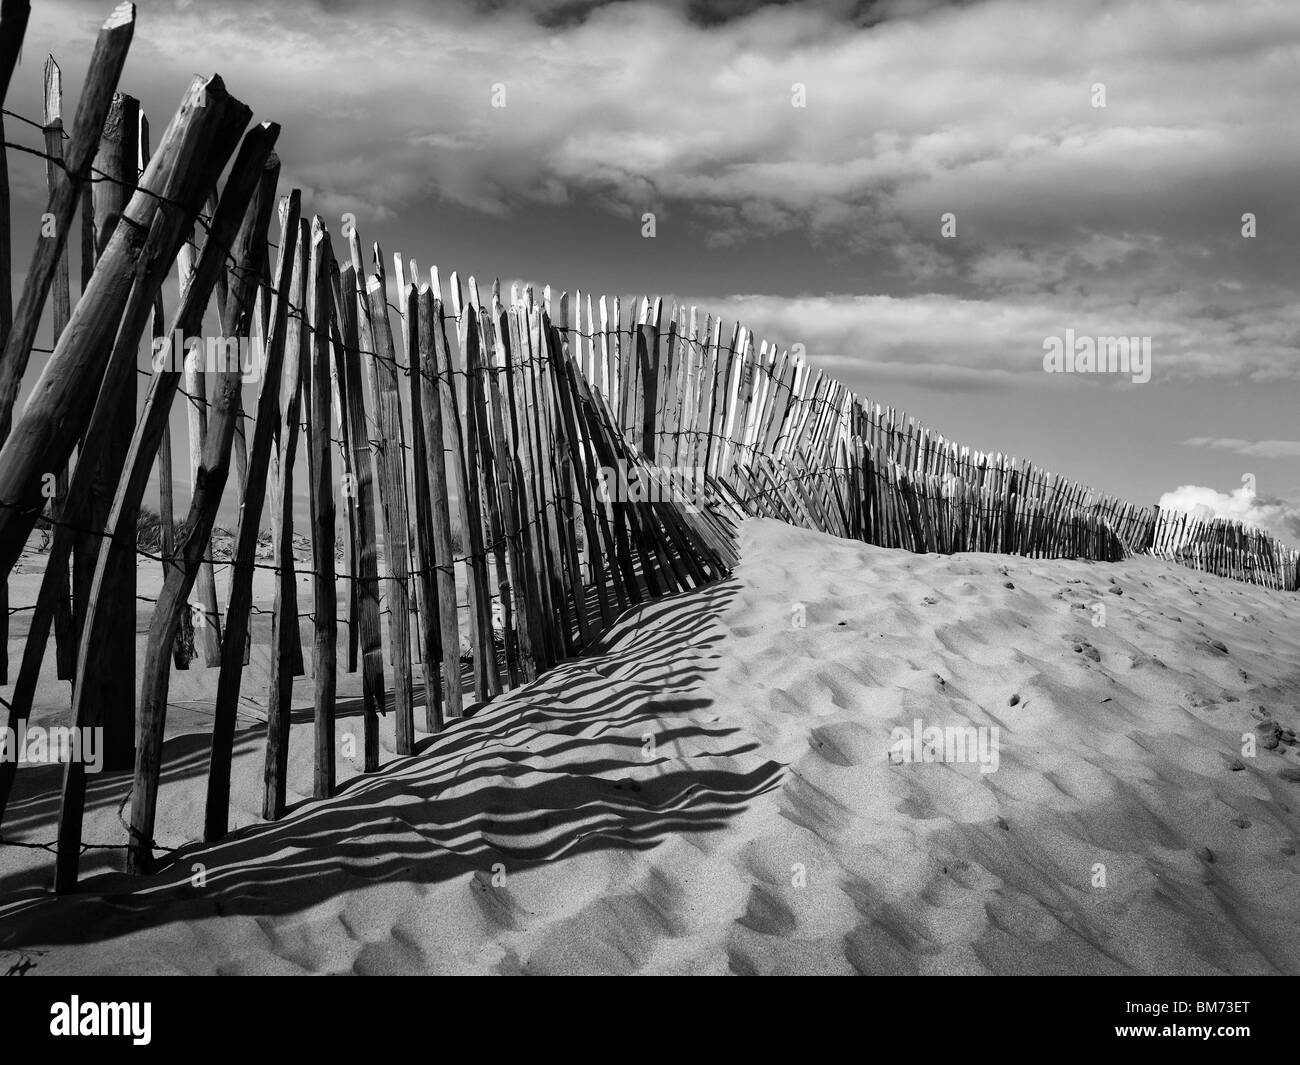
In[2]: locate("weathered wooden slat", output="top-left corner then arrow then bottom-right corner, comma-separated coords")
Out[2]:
205,177 -> 295,843
487,283 -> 538,680
333,255 -> 384,769
655,304 -> 678,467
503,302 -> 557,672
155,324 -> 185,672
263,216 -> 311,822
50,82 -> 254,894
125,175 -> 274,877
561,293 -> 590,588
26,118 -> 268,863
39,56 -> 77,683
458,302 -> 503,692
263,394 -> 305,675
544,306 -> 596,647
306,216 -> 337,799
549,316 -> 616,628
468,282 -> 512,669
0,1 -> 134,445
524,299 -> 566,659
572,374 -> 636,601
547,360 -> 597,644
638,317 -> 658,461
365,262 -> 416,750
699,316 -> 724,477
586,292 -> 597,389
4,17 -> 131,685
392,258 -> 424,670
619,296 -> 638,444
597,295 -> 611,402
712,323 -> 742,481
437,275 -> 493,684
325,276 -> 357,674
416,288 -> 463,722
405,283 -> 443,729
0,98 -> 9,680
75,90 -> 139,769
527,309 -> 578,653
180,285 -> 225,668
674,306 -> 700,472
570,350 -> 673,598
128,358 -> 251,874
472,293 -> 524,685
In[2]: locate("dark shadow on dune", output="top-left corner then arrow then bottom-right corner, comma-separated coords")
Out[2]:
0,578 -> 786,953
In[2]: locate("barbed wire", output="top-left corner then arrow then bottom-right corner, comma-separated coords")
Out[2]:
1,487 -> 591,588
1,107 -> 69,138
0,834 -> 179,857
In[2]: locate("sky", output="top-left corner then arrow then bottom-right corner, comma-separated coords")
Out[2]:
4,0 -> 1300,541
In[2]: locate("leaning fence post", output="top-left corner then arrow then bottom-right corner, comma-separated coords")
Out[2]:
205,176 -> 296,843
52,90 -> 260,892
0,125 -> 270,847
0,2 -> 134,445
180,252 -> 225,668
75,90 -> 139,770
127,154 -> 273,874
38,56 -> 78,682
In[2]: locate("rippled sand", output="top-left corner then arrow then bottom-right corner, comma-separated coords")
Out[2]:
2,518 -> 1298,974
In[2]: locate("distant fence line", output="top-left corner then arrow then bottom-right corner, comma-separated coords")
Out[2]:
548,288 -> 1297,589
0,3 -> 1293,896
1147,508 -> 1298,590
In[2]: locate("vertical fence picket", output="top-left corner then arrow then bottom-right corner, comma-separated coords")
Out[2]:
364,264 -> 416,753
307,217 -> 337,799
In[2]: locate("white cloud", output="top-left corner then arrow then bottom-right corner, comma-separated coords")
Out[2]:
12,0 -> 1300,385
1182,437 -> 1300,459
1157,483 -> 1300,546
23,0 -> 1300,240
673,290 -> 1300,383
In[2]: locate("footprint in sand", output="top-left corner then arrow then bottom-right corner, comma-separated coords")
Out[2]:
1069,637 -> 1101,663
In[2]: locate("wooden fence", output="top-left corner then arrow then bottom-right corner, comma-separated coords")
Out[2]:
0,3 -> 740,891
0,2 -> 1294,893
565,287 -> 1294,584
1147,508 -> 1299,591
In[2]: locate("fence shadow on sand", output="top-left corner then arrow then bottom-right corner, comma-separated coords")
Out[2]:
0,578 -> 785,951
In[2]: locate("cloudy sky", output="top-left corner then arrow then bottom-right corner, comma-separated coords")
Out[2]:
6,0 -> 1300,539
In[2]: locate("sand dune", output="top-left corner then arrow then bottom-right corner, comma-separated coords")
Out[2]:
2,517 -> 1299,974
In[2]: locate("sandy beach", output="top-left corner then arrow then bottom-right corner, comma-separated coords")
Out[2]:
2,517 -> 1297,975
